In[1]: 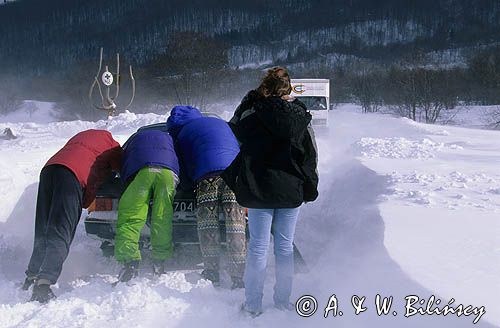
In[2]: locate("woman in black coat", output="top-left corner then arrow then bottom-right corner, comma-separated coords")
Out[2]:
222,67 -> 319,316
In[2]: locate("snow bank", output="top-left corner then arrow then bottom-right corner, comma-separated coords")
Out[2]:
389,170 -> 500,210
355,137 -> 463,159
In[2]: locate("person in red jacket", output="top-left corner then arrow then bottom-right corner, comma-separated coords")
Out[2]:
22,129 -> 122,303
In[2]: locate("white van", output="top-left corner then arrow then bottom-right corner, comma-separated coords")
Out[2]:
290,79 -> 330,126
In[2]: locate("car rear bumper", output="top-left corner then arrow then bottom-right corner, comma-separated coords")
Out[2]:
84,212 -> 234,245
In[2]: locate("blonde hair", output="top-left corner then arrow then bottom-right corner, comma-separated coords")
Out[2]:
256,66 -> 292,98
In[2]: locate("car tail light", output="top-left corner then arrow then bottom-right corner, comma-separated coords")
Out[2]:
87,200 -> 96,213
95,198 -> 114,211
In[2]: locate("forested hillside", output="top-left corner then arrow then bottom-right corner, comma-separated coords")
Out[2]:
0,0 -> 499,120
0,0 -> 499,74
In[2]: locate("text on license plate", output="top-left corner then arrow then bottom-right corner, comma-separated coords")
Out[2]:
173,200 -> 195,212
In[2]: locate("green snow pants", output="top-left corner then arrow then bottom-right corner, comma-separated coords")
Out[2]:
115,167 -> 176,263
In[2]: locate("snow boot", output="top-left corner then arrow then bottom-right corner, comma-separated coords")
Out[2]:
152,258 -> 176,276
201,269 -> 220,287
30,280 -> 56,303
230,276 -> 244,290
21,275 -> 37,291
152,260 -> 166,276
152,258 -> 175,276
240,303 -> 263,318
117,261 -> 139,283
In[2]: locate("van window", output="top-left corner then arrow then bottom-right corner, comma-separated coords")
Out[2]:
297,96 -> 327,110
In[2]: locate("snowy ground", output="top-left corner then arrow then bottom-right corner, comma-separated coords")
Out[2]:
0,104 -> 499,327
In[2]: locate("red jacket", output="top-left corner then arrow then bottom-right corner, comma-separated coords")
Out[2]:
45,129 -> 122,208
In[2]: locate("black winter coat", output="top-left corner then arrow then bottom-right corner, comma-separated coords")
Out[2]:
222,90 -> 319,209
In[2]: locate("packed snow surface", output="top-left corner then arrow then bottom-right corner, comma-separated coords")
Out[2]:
0,104 -> 499,327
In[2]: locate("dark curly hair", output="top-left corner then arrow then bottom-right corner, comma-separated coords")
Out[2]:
256,66 -> 292,98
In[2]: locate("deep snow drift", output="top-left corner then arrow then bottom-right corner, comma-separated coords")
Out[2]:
0,106 -> 499,328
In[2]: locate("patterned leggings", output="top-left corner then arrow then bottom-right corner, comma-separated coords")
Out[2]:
196,176 -> 246,278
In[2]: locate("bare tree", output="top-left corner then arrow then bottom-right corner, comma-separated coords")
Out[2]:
481,106 -> 500,128
493,107 -> 500,127
388,68 -> 458,123
351,72 -> 382,113
149,32 -> 228,109
469,47 -> 500,104
389,68 -> 420,121
25,102 -> 38,118
420,70 -> 458,123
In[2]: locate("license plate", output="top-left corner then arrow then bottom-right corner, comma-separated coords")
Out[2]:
173,200 -> 195,212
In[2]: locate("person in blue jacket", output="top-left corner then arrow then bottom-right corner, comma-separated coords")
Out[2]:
114,129 -> 179,282
167,106 -> 246,289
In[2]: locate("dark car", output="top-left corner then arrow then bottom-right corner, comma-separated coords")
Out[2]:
84,119 -> 307,271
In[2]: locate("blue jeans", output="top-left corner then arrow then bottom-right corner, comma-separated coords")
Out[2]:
244,207 -> 300,312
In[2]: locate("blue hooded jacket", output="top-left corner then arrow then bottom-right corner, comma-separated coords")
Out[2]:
121,129 -> 179,183
166,106 -> 239,185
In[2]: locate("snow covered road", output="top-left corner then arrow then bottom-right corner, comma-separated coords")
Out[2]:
0,107 -> 499,327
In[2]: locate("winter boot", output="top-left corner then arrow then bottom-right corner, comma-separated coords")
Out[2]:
152,260 -> 165,276
152,258 -> 176,276
240,303 -> 263,318
200,269 -> 220,287
230,276 -> 244,290
117,261 -> 139,283
30,279 -> 56,303
21,274 -> 37,291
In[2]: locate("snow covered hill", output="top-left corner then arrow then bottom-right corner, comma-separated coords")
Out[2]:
0,106 -> 499,327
